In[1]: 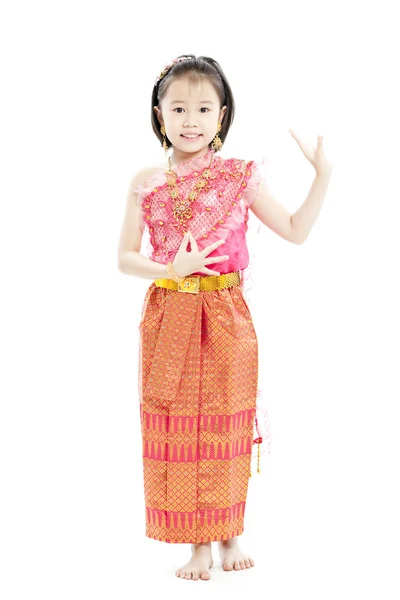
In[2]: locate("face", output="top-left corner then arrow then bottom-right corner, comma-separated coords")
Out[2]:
154,77 -> 227,162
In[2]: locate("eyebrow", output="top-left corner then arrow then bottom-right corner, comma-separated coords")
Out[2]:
170,100 -> 214,104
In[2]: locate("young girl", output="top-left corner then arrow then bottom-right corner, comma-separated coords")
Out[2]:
117,54 -> 332,581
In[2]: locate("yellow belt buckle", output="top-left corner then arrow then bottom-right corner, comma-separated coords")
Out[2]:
177,276 -> 200,294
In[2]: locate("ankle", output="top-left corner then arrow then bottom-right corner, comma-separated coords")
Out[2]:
192,542 -> 211,550
218,536 -> 238,545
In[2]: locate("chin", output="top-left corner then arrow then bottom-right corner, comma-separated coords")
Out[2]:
181,143 -> 210,153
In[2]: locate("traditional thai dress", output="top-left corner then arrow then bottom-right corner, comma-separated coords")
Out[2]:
134,147 -> 271,544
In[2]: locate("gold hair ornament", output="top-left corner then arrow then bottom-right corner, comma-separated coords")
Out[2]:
154,56 -> 192,86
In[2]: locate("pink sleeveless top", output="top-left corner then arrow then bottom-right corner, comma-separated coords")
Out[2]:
133,147 -> 263,276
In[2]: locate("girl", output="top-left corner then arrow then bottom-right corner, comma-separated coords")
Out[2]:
117,54 -> 332,581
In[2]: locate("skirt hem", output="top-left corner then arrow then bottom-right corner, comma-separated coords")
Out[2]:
145,527 -> 244,544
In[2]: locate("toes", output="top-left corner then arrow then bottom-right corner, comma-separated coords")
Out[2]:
200,571 -> 210,580
222,560 -> 233,571
222,557 -> 254,571
179,570 -> 186,578
192,573 -> 199,580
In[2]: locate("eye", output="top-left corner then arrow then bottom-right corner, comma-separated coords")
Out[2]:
173,107 -> 210,113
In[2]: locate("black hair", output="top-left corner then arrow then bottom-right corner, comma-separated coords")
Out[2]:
151,54 -> 235,150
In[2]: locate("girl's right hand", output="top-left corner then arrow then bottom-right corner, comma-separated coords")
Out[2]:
172,231 -> 229,277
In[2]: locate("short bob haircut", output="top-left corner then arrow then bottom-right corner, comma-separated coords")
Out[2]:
151,54 -> 235,151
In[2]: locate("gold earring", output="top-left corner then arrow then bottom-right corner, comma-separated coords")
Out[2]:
211,122 -> 223,151
160,124 -> 169,154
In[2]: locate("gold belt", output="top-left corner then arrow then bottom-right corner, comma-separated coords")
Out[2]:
154,271 -> 241,294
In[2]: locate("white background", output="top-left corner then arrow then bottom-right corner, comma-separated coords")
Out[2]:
1,0 -> 399,598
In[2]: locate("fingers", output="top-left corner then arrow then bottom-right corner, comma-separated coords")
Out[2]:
188,231 -> 198,250
180,233 -> 227,277
201,267 -> 221,276
189,231 -> 225,255
178,231 -> 189,250
201,238 -> 225,256
204,255 -> 229,265
186,231 -> 225,251
213,238 -> 226,249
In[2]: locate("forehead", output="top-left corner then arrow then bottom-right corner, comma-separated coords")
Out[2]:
164,77 -> 218,102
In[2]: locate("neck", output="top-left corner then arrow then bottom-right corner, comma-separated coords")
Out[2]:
168,146 -> 213,170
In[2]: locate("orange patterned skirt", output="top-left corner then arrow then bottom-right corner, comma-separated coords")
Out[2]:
138,276 -> 258,543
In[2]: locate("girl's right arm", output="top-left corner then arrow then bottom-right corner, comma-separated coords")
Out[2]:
117,168 -> 171,280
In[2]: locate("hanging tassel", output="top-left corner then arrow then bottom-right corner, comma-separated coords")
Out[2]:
250,437 -> 263,477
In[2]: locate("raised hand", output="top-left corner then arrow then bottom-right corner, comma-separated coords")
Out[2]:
289,129 -> 332,177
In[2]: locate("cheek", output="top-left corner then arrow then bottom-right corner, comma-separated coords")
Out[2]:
165,120 -> 178,131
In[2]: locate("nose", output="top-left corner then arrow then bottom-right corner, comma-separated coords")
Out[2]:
182,111 -> 200,127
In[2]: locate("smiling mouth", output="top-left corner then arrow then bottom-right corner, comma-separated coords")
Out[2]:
181,134 -> 202,138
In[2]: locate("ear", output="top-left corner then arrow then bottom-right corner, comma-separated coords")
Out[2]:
219,105 -> 227,124
154,106 -> 163,126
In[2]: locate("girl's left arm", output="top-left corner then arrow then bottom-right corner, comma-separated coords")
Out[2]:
289,169 -> 332,244
250,132 -> 332,244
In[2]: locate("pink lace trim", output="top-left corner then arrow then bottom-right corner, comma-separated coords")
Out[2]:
241,157 -> 263,207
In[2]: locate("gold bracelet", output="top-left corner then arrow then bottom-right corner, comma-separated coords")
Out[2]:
166,261 -> 185,283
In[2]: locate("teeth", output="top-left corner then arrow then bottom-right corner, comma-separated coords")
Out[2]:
183,135 -> 200,138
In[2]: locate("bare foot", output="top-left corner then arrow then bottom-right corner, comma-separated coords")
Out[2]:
175,542 -> 213,580
218,536 -> 255,571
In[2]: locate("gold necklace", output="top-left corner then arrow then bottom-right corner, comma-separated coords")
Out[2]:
166,151 -> 214,234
